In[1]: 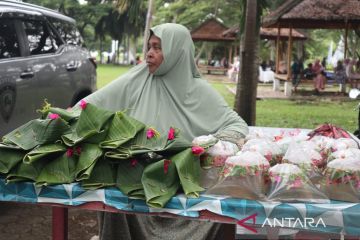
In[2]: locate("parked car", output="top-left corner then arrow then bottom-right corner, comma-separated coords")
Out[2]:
0,0 -> 97,137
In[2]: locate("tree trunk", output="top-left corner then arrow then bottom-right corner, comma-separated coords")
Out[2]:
234,0 -> 259,126
142,0 -> 155,56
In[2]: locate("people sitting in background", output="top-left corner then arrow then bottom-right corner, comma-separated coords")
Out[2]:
278,60 -> 287,74
303,63 -> 314,80
220,57 -> 229,68
334,60 -> 347,95
260,60 -> 267,71
312,59 -> 325,94
347,59 -> 359,89
291,58 -> 304,92
228,56 -> 240,82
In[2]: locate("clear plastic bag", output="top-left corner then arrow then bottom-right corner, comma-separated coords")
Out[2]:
308,136 -> 335,161
331,138 -> 359,152
320,157 -> 360,203
199,140 -> 238,189
329,148 -> 360,162
273,129 -> 309,155
267,163 -> 329,203
241,138 -> 283,166
205,151 -> 270,200
282,142 -> 323,182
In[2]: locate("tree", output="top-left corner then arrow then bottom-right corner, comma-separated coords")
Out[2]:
234,0 -> 267,126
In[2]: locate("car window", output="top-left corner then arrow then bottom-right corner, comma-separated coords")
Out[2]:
0,19 -> 21,59
22,19 -> 61,55
48,18 -> 83,46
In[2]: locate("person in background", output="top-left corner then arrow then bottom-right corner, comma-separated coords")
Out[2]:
291,58 -> 304,92
348,59 -> 359,89
312,59 -> 324,94
83,23 -> 248,240
334,60 -> 347,95
136,55 -> 142,65
260,60 -> 267,71
303,63 -> 314,80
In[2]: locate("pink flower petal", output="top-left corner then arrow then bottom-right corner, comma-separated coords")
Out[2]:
192,146 -> 205,155
48,113 -> 60,120
146,128 -> 156,139
167,127 -> 176,140
79,100 -> 87,110
164,159 -> 171,174
131,159 -> 138,167
274,175 -> 282,183
66,148 -> 74,157
75,147 -> 81,155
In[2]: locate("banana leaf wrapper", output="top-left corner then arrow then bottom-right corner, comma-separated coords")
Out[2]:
115,159 -> 149,199
61,103 -> 114,146
6,159 -> 46,183
36,154 -> 77,186
46,107 -> 80,122
0,145 -> 26,174
81,159 -> 116,190
2,118 -> 70,150
105,129 -> 191,159
23,143 -> 66,164
75,143 -> 103,181
172,148 -> 204,198
142,159 -> 180,208
99,112 -> 145,149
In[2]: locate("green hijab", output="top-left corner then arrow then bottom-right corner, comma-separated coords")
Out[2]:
84,23 -> 248,141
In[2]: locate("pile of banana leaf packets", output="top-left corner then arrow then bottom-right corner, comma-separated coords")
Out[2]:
0,100 -> 205,208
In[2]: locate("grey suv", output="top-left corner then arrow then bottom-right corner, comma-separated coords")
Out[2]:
0,0 -> 97,137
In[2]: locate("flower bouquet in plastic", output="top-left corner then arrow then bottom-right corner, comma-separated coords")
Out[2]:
241,138 -> 283,166
205,151 -> 270,200
282,142 -> 323,183
329,148 -> 360,162
267,163 -> 329,203
320,157 -> 360,203
192,135 -> 238,189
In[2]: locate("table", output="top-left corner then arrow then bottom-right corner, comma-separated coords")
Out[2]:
1,178 -> 360,240
1,127 -> 360,240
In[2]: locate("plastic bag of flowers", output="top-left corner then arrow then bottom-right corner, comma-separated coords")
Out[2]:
331,138 -> 360,152
282,142 -> 323,183
328,148 -> 360,162
307,136 -> 335,162
205,151 -> 270,200
241,138 -> 282,166
193,136 -> 238,189
272,129 -> 309,154
267,163 -> 329,203
320,157 -> 360,203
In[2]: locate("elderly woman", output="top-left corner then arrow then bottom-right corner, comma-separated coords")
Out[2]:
84,23 -> 248,240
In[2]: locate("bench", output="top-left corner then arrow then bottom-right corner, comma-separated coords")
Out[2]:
198,65 -> 228,75
274,74 -> 314,96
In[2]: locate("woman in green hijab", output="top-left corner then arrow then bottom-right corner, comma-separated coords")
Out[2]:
85,23 -> 248,240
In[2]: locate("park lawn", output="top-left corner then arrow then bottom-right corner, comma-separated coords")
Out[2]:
97,65 -> 358,133
97,64 -> 132,89
212,82 -> 358,133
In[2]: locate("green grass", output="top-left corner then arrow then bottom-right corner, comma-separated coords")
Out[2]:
97,64 -> 132,89
97,66 -> 359,133
211,82 -> 358,132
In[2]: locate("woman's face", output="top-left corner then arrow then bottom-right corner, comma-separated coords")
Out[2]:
146,35 -> 164,73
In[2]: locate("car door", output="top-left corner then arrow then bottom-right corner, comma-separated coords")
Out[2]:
0,17 -> 36,137
20,17 -> 74,110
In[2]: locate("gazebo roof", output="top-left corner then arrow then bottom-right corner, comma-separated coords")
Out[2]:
222,26 -> 307,40
191,18 -> 235,42
262,0 -> 360,29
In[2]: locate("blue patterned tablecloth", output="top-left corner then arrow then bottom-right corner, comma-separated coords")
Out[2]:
1,179 -> 359,236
